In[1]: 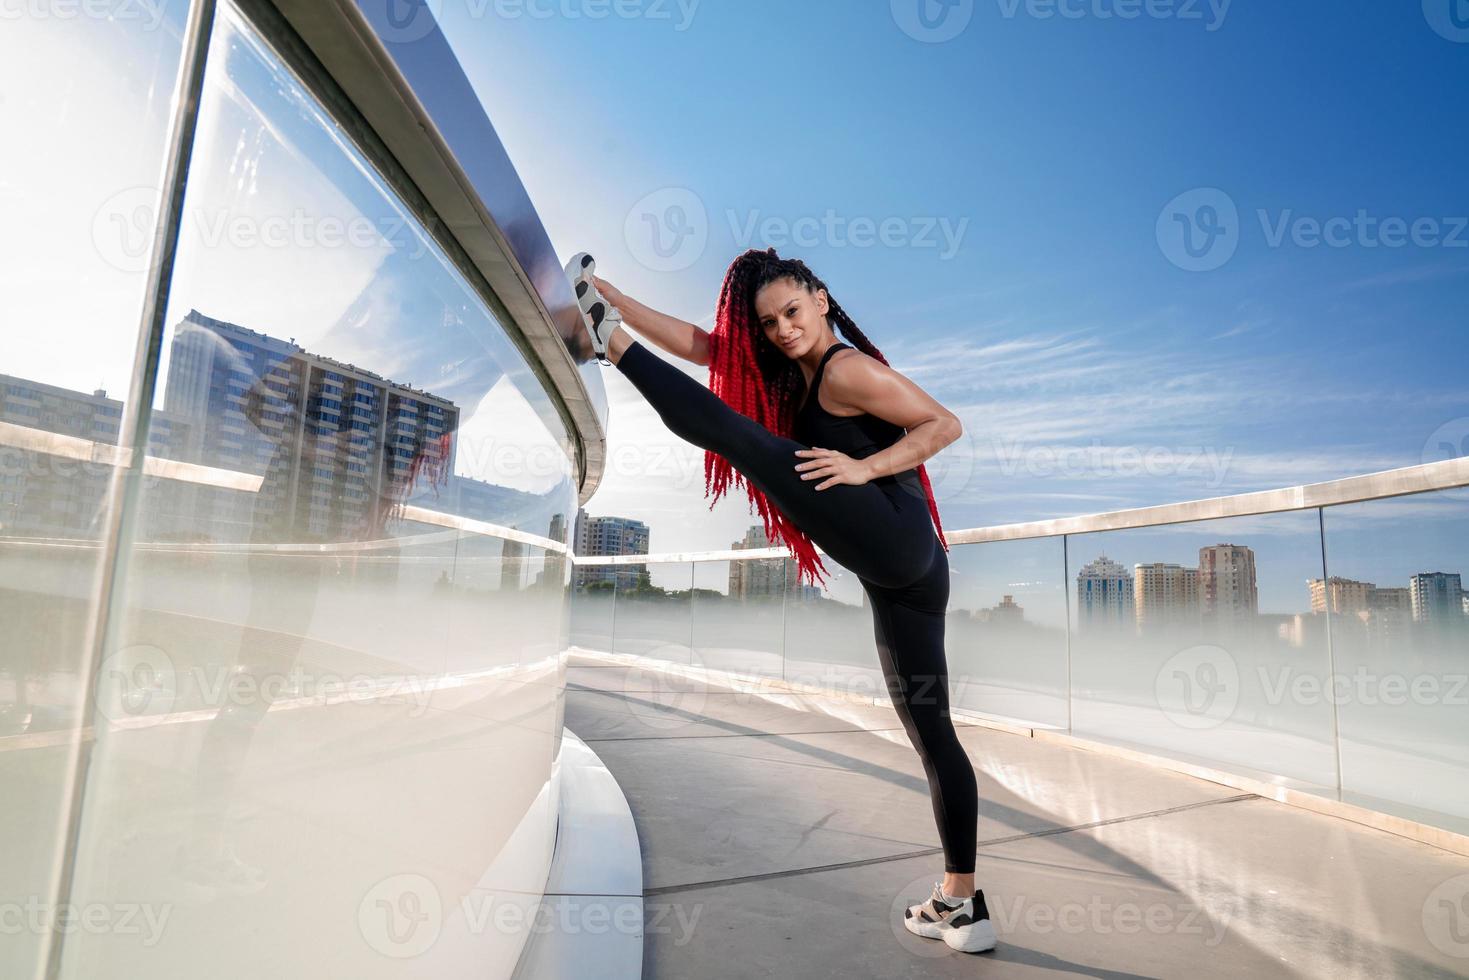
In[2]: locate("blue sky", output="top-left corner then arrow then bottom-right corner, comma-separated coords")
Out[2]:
437,0 -> 1468,558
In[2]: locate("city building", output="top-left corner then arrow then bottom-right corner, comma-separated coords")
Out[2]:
1409,572 -> 1466,635
0,373 -> 190,537
1308,576 -> 1375,615
1076,555 -> 1133,629
1135,562 -> 1200,631
727,524 -> 821,601
161,310 -> 458,542
991,594 -> 1025,626
1199,543 -> 1258,629
572,508 -> 649,590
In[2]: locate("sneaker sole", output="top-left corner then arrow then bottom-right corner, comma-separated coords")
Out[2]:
902,914 -> 997,953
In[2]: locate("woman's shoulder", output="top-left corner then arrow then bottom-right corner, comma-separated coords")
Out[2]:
819,346 -> 887,412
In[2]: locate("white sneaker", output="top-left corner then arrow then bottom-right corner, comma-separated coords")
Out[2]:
563,251 -> 621,365
903,882 -> 997,953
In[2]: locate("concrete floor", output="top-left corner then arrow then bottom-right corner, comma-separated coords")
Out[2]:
563,653 -> 1469,979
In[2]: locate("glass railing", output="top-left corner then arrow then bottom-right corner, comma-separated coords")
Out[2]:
2,1 -> 603,978
572,457 -> 1469,839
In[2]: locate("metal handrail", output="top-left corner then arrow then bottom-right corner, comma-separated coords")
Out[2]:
571,455 -> 1469,564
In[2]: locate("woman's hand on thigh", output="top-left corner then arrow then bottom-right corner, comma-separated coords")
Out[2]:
793,448 -> 873,491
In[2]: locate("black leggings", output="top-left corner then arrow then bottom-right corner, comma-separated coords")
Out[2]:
616,341 -> 979,874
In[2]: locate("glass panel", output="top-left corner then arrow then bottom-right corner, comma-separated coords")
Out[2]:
1067,511 -> 1337,793
0,4 -> 191,977
946,538 -> 1069,729
611,562 -> 693,664
570,563 -> 617,653
690,559 -> 786,677
1322,491 -> 1469,835
53,5 -> 577,977
782,558 -> 887,700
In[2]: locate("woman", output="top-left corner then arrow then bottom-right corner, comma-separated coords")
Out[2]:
569,246 -> 995,954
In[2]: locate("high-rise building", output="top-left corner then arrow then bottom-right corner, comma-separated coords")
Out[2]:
1076,555 -> 1133,629
726,524 -> 819,600
534,513 -> 569,591
991,594 -> 1025,626
1410,572 -> 1465,630
162,310 -> 458,542
1134,562 -> 1200,631
1308,576 -> 1375,615
1199,543 -> 1258,628
0,374 -> 190,537
572,508 -> 649,590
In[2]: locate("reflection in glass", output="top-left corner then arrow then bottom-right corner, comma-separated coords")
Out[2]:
691,558 -> 787,678
612,563 -> 693,664
50,5 -> 577,976
945,538 -> 1069,728
1322,491 -> 1469,833
1067,512 -> 1338,793
0,4 -> 191,978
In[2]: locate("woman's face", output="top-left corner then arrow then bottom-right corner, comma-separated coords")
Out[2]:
754,278 -> 830,360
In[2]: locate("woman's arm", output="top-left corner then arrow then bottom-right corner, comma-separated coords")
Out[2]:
593,276 -> 711,366
793,351 -> 962,490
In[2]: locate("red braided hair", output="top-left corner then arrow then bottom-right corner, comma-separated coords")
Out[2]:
703,248 -> 949,588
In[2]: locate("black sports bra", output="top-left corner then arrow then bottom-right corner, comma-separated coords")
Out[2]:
793,342 -> 919,489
